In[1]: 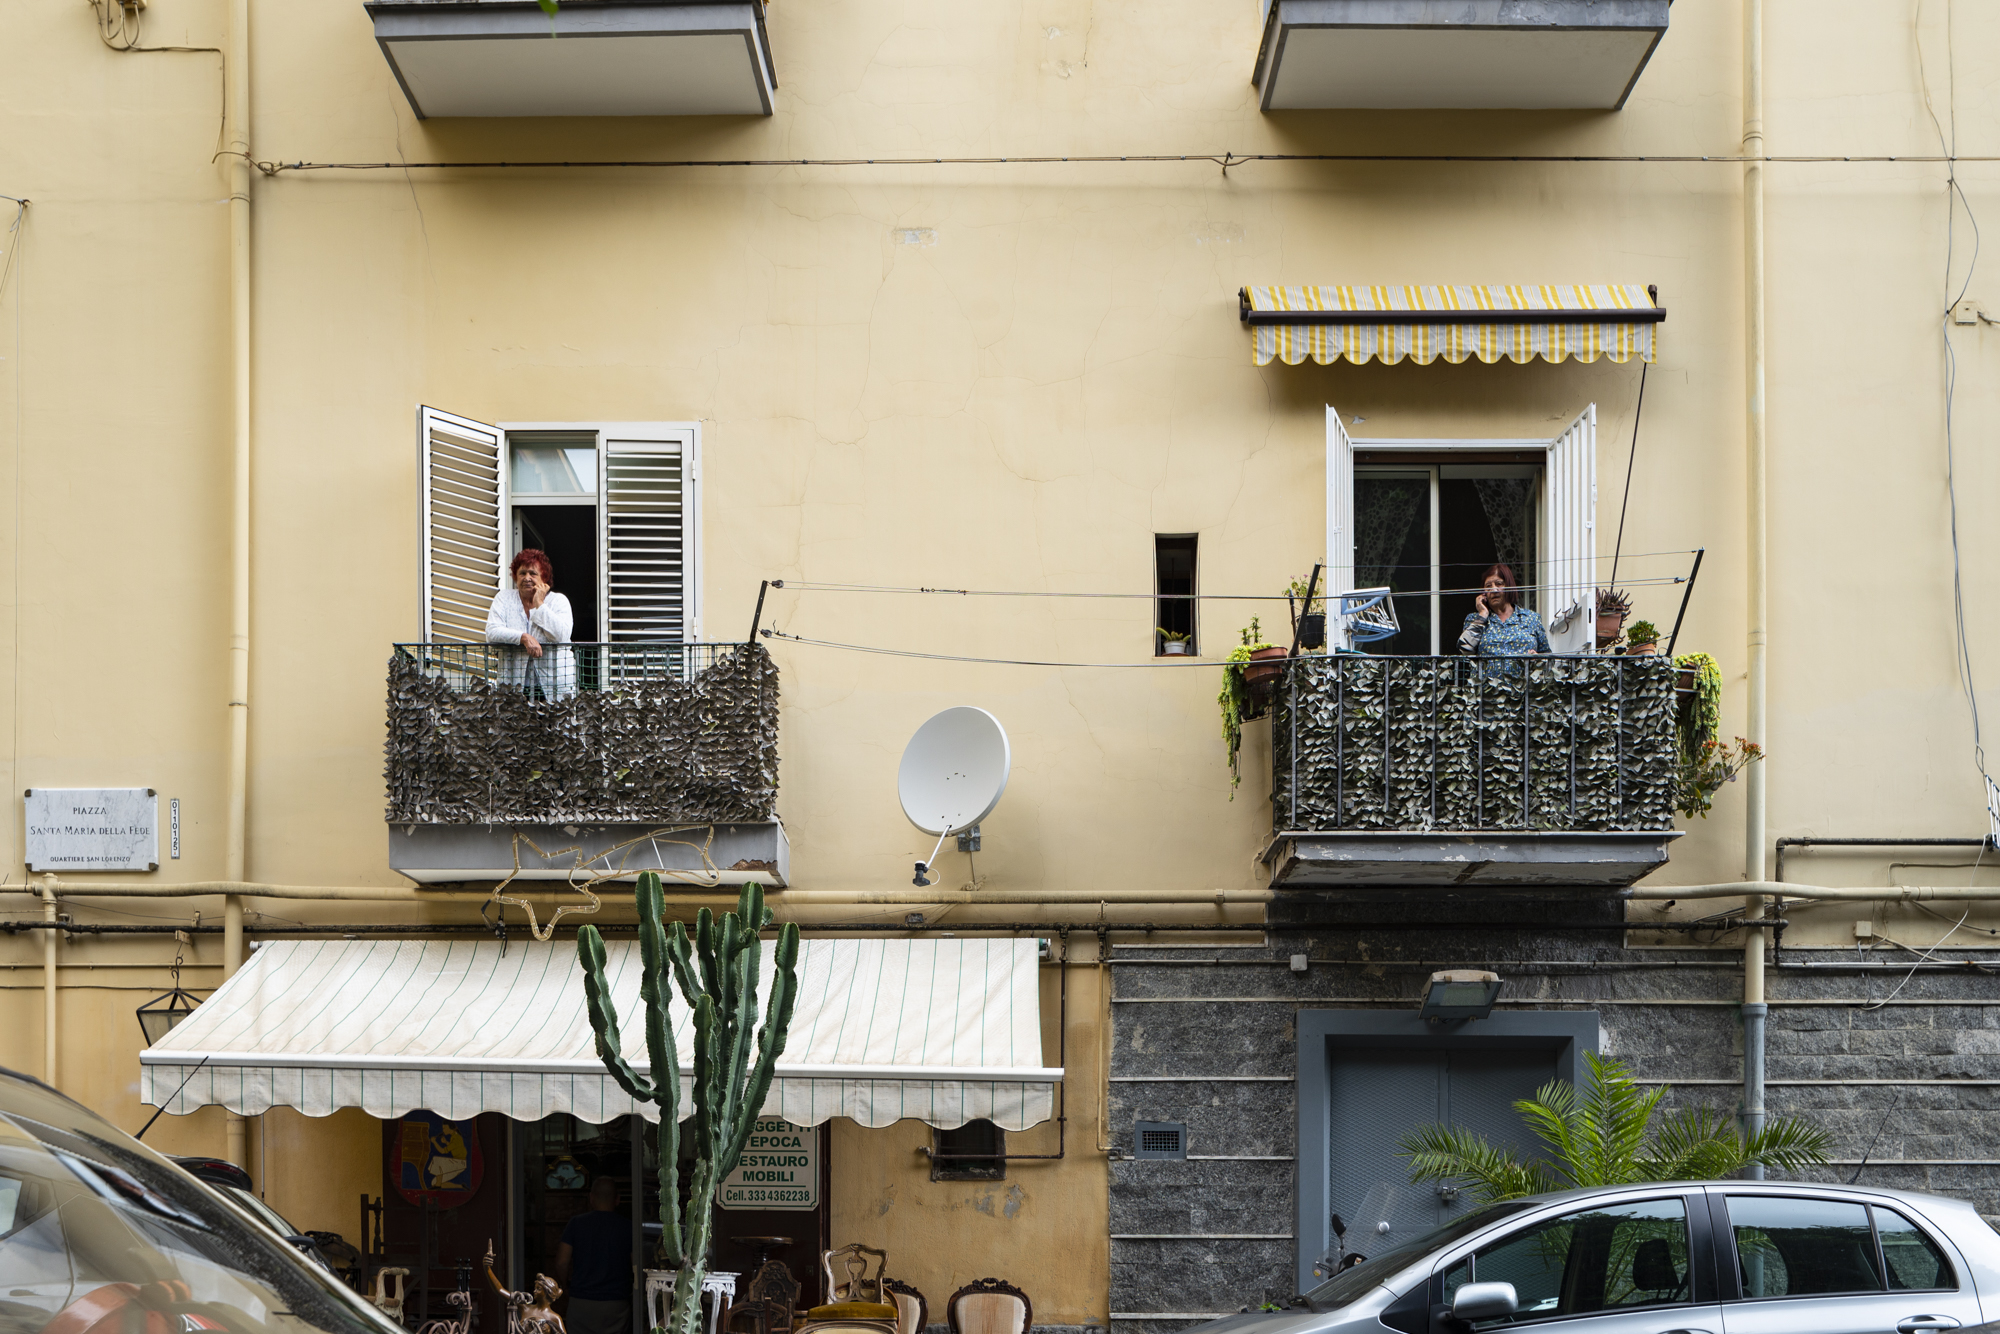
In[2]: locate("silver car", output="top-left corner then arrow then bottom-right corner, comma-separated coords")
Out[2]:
1194,1181 -> 2000,1334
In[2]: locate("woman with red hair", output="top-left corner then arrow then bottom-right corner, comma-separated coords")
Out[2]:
486,548 -> 576,698
1457,562 -> 1551,657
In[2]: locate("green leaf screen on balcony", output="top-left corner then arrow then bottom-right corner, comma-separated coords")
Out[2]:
1270,655 -> 1676,833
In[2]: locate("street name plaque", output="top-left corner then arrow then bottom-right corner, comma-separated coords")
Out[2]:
25,788 -> 158,872
717,1117 -> 818,1210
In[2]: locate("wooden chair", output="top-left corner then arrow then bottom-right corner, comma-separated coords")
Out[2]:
946,1279 -> 1031,1334
727,1261 -> 803,1334
882,1279 -> 927,1334
801,1245 -> 896,1331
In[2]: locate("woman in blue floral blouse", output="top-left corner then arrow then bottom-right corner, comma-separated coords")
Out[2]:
1457,562 -> 1551,656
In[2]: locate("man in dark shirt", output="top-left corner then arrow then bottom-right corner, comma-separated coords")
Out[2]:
557,1177 -> 633,1334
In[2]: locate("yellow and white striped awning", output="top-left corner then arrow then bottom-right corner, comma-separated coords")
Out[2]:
1242,284 -> 1661,367
140,937 -> 1058,1129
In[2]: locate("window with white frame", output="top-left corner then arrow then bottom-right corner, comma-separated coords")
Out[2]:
419,407 -> 701,645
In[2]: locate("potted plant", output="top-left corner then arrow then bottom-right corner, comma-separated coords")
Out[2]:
1219,618 -> 1282,790
1594,587 -> 1632,645
1287,577 -> 1327,652
1239,617 -> 1288,688
1157,628 -> 1191,656
1624,619 -> 1660,656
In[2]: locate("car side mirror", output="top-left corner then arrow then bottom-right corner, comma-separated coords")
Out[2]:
1450,1282 -> 1518,1322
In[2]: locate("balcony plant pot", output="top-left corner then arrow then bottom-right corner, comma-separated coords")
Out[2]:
1243,645 -> 1289,700
1297,613 -> 1327,651
1162,641 -> 1188,656
1595,610 -> 1625,644
1626,639 -> 1658,657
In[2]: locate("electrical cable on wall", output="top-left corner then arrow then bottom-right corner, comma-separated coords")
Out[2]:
85,0 -> 226,155
1915,0 -> 1997,845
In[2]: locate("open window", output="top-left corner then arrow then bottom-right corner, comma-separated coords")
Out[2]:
1326,405 -> 1595,654
418,408 -> 701,644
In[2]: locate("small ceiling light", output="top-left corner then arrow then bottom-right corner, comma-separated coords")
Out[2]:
136,931 -> 201,1046
1419,970 -> 1503,1022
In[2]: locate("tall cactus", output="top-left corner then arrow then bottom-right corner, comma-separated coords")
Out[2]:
577,872 -> 801,1334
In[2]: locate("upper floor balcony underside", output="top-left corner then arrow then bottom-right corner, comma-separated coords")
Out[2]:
385,640 -> 785,884
1263,653 -> 1680,889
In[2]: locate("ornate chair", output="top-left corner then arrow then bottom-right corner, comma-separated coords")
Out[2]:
946,1279 -> 1031,1334
883,1279 -> 928,1334
726,1260 -> 803,1334
801,1244 -> 896,1331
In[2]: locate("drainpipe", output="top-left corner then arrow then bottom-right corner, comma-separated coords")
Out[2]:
41,879 -> 57,1088
222,0 -> 252,1173
1741,0 -> 1769,1170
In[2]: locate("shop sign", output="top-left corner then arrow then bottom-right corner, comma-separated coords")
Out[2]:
392,1111 -> 484,1207
718,1118 -> 817,1211
25,788 -> 158,872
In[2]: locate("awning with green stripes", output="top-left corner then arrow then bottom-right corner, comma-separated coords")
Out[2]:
140,937 -> 1058,1129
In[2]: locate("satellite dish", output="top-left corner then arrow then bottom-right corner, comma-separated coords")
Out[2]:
899,706 -> 1011,834
898,707 -> 1010,886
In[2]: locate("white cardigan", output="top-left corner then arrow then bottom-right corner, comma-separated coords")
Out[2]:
485,588 -> 577,698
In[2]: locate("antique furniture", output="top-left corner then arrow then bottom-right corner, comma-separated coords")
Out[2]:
646,1268 -> 742,1334
800,1244 -> 896,1331
946,1278 -> 1032,1334
883,1279 -> 928,1334
369,1267 -> 409,1321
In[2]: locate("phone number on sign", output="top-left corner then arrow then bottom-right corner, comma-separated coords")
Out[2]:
722,1188 -> 814,1204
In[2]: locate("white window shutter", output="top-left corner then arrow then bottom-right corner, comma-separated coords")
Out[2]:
1325,405 -> 1356,645
419,406 -> 506,642
1543,404 -> 1597,653
600,427 -> 697,642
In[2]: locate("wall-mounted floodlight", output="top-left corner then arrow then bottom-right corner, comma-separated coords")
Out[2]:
1419,970 -> 1503,1022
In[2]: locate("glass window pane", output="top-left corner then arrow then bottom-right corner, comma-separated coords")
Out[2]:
1353,474 -> 1431,656
511,442 -> 593,495
1876,1208 -> 1955,1291
1728,1196 -> 1882,1298
1466,1197 -> 1688,1326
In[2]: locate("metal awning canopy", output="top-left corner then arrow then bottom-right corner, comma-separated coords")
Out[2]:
1253,0 -> 1671,111
365,0 -> 777,118
141,937 -> 1058,1128
1242,284 -> 1661,367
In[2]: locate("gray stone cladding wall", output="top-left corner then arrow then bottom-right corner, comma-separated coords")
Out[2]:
1105,908 -> 2000,1334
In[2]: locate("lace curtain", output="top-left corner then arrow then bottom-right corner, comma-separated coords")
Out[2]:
1354,480 -> 1425,589
1472,478 -> 1533,596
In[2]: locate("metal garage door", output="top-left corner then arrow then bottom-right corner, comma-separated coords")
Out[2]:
1324,1045 -> 1556,1262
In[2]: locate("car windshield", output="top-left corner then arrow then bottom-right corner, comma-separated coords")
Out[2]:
1303,1202 -> 1535,1311
223,1187 -> 306,1242
0,1074 -> 397,1334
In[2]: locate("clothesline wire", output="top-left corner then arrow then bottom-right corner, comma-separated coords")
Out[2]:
772,569 -> 1692,604
759,628 -> 1665,669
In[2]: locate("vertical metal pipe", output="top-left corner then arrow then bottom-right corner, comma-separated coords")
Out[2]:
224,896 -> 247,1168
224,0 -> 253,891
1742,0 -> 1771,1162
41,880 -> 57,1087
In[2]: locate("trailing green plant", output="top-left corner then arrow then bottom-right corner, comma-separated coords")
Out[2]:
1673,652 -> 1722,763
1219,618 -> 1278,792
1625,619 -> 1660,647
577,874 -> 800,1334
1399,1051 -> 1830,1205
1676,735 -> 1764,819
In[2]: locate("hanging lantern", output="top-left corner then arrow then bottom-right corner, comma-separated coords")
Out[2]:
136,930 -> 200,1045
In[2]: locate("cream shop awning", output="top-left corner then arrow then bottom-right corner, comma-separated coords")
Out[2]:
139,937 -> 1058,1130
1241,284 -> 1662,367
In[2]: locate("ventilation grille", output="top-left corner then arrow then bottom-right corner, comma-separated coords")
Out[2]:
1134,1121 -> 1187,1160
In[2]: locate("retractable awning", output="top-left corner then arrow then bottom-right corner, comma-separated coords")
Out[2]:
1241,284 -> 1661,367
140,937 -> 1058,1129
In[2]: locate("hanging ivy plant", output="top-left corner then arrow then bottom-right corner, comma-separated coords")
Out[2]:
1219,618 -> 1277,792
1672,651 -> 1722,764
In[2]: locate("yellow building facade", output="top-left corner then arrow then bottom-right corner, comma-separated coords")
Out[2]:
4,0 -> 2000,1327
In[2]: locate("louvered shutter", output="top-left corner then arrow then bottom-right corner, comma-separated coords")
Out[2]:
1543,404 -> 1597,653
419,407 -> 507,642
600,429 -> 696,642
1325,404 -> 1356,646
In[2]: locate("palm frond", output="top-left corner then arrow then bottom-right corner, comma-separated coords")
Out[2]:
1573,1051 -> 1666,1186
1745,1115 -> 1834,1175
1513,1078 -> 1583,1189
1643,1105 -> 1748,1181
1398,1123 -> 1557,1204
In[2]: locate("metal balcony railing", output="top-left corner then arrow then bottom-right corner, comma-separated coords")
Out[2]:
392,641 -> 745,694
1269,654 -> 1678,834
385,642 -> 779,826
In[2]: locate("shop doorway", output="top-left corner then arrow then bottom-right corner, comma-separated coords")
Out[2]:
376,1113 -> 511,1332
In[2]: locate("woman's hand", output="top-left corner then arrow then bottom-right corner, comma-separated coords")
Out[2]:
1474,592 -> 1491,619
520,632 -> 544,659
518,571 -> 549,609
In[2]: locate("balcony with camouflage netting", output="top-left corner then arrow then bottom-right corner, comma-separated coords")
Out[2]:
384,641 -> 785,886
1260,654 -> 1680,889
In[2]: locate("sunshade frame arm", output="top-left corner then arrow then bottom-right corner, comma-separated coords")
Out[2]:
1239,286 -> 1665,325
